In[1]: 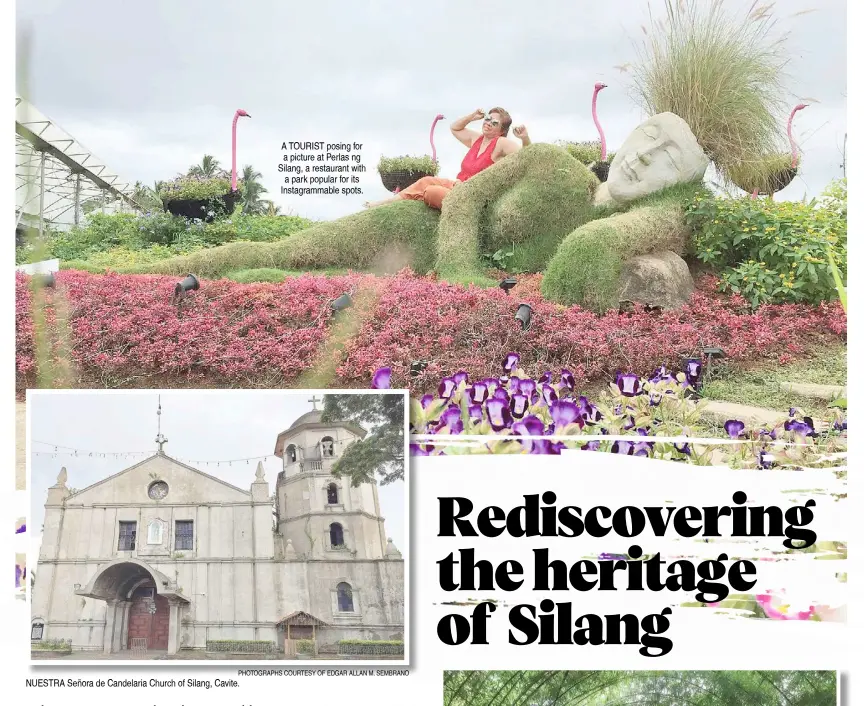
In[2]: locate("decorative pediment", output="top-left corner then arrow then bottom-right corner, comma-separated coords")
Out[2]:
276,610 -> 329,628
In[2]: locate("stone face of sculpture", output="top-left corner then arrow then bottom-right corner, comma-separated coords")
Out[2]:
606,112 -> 709,203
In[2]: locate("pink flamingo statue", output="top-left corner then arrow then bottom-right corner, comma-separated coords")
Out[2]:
430,113 -> 445,164
231,109 -> 251,193
787,102 -> 807,170
750,102 -> 807,199
590,82 -> 609,181
592,82 -> 608,161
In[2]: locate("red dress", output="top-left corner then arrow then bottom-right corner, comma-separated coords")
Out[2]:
456,137 -> 500,181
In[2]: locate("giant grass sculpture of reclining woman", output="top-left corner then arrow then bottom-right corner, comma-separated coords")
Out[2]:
365,107 -> 531,210
136,112 -> 709,311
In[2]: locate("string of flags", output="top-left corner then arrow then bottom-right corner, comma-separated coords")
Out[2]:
31,441 -> 274,468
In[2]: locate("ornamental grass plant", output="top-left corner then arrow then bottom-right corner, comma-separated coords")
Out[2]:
630,0 -> 790,189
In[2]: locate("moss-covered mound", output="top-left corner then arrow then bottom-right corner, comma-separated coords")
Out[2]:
132,200 -> 440,278
436,143 -> 598,280
541,184 -> 703,312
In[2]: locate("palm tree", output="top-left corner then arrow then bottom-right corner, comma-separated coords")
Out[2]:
261,200 -> 281,216
131,181 -> 161,210
239,164 -> 268,214
187,154 -> 222,178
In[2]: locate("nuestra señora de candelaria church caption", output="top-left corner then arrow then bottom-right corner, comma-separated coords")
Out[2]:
30,401 -> 404,657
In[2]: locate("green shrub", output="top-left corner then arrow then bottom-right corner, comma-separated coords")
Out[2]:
336,639 -> 404,655
31,638 -> 72,651
687,179 -> 847,307
295,639 -> 315,654
226,268 -> 289,283
39,211 -> 313,272
557,140 -> 616,165
196,213 -> 313,246
206,639 -> 275,653
377,155 -> 439,175
63,244 -> 181,272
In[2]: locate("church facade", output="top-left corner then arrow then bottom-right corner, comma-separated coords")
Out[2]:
30,407 -> 405,656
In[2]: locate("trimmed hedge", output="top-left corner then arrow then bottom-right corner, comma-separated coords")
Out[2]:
206,639 -> 276,653
337,640 -> 404,655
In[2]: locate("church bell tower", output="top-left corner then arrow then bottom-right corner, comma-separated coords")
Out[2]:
272,396 -> 389,560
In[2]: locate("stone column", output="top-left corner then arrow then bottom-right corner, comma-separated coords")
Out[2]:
167,602 -> 180,655
103,600 -> 118,654
119,601 -> 132,651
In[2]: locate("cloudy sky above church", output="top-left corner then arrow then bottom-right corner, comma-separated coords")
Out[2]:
17,0 -> 845,221
28,392 -> 406,553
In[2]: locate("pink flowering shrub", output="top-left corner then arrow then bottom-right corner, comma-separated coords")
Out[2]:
15,273 -> 35,380
337,271 -> 846,390
15,270 -> 845,392
16,270 -> 364,388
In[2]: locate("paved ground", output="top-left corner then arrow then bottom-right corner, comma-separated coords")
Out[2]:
16,402 -> 26,489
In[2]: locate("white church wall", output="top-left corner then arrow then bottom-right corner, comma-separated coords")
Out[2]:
69,456 -> 251,506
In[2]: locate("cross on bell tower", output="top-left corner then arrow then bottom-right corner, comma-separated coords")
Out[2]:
155,395 -> 168,454
308,394 -> 322,411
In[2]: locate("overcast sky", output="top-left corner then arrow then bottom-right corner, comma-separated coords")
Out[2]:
16,0 -> 846,222
28,391 -> 406,560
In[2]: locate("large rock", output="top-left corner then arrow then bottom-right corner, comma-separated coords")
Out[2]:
618,250 -> 694,310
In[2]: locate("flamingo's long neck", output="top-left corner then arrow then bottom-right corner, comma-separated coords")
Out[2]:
592,89 -> 607,162
430,116 -> 443,163
231,113 -> 239,191
788,107 -> 802,169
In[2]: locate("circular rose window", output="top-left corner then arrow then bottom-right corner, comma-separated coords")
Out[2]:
148,481 -> 169,500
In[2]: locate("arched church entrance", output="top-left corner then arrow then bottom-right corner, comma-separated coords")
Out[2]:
75,558 -> 189,655
127,585 -> 171,650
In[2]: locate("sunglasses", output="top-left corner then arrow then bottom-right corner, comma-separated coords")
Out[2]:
483,116 -> 500,127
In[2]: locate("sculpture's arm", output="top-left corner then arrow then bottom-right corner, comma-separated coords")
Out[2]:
541,192 -> 692,312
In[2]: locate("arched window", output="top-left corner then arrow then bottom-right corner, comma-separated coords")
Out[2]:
285,444 -> 297,464
31,621 -> 44,640
327,483 -> 339,505
321,436 -> 335,458
329,522 -> 344,548
337,582 -> 354,612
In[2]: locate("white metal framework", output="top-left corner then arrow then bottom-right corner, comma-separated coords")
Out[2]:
15,95 -> 143,236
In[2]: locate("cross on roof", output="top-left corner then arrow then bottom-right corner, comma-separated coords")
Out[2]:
308,395 -> 322,411
155,394 -> 168,453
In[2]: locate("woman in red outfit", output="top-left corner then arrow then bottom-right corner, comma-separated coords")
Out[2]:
365,107 -> 530,210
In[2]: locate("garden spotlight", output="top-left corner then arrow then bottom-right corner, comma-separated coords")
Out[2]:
702,346 -> 726,382
499,278 -> 517,294
330,293 -> 352,311
174,273 -> 200,298
514,303 -> 533,331
410,360 -> 428,377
